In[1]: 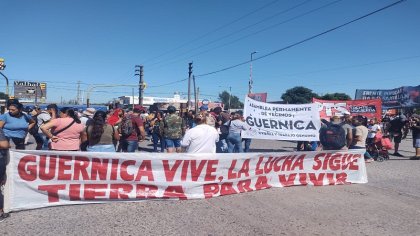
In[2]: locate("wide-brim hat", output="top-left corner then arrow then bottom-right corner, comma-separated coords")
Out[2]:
83,108 -> 96,118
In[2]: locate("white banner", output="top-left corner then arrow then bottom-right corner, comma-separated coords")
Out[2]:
242,97 -> 321,141
5,150 -> 367,212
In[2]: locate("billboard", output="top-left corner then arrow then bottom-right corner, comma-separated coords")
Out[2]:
312,98 -> 382,120
14,81 -> 47,102
248,93 -> 267,102
355,85 -> 420,109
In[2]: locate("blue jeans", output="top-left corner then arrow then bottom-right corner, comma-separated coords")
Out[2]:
152,133 -> 165,152
87,144 -> 116,152
121,140 -> 139,153
242,138 -> 251,152
165,138 -> 181,148
349,145 -> 372,159
216,139 -> 228,153
227,133 -> 243,153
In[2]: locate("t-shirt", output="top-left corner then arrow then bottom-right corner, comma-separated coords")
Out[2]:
0,112 -> 30,139
86,124 -> 114,145
126,115 -> 144,141
353,125 -> 368,148
50,117 -> 85,151
367,124 -> 381,139
227,119 -> 248,134
37,112 -> 51,133
181,124 -> 219,153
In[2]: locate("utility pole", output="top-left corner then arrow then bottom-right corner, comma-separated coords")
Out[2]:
76,81 -> 81,105
135,65 -> 144,106
249,51 -> 257,94
229,86 -> 232,113
193,76 -> 197,114
187,62 -> 193,111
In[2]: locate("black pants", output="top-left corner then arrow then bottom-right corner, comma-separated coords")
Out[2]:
0,157 -> 5,210
7,137 -> 25,150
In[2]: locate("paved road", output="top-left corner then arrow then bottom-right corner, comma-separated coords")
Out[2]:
1,135 -> 419,236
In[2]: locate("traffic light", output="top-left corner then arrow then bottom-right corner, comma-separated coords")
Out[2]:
40,83 -> 46,90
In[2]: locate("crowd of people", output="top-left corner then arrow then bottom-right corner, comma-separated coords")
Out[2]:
316,112 -> 420,162
1,99 -> 420,221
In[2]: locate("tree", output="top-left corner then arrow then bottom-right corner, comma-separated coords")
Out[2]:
320,93 -> 352,100
281,86 -> 319,104
218,91 -> 243,110
0,92 -> 8,100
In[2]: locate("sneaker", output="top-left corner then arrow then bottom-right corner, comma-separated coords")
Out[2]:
0,213 -> 10,222
409,156 -> 420,160
393,152 -> 404,157
365,158 -> 374,163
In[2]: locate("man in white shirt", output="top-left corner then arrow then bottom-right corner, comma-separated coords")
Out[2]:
181,114 -> 219,153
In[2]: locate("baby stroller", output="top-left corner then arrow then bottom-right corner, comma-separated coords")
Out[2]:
366,132 -> 393,162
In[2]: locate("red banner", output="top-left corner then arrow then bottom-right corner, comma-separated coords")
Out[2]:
312,98 -> 382,120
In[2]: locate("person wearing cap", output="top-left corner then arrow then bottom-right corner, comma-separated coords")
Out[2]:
180,113 -> 219,153
160,105 -> 185,153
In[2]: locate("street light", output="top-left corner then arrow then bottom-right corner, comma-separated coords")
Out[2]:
0,58 -> 10,97
249,51 -> 257,94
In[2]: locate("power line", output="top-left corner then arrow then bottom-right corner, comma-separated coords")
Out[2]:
196,0 -> 406,78
146,0 -> 315,70
141,0 -> 280,65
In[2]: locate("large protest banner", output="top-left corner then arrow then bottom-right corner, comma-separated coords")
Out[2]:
5,150 -> 367,212
242,96 -> 321,141
313,98 -> 382,120
355,85 -> 420,109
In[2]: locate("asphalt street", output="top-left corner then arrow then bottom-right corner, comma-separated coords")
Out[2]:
1,135 -> 419,236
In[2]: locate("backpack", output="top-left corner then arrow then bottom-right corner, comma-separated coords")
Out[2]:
120,115 -> 134,137
320,122 -> 346,150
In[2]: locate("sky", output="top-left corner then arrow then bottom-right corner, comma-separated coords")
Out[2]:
0,0 -> 419,104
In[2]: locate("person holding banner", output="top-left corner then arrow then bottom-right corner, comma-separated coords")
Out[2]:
0,128 -> 10,221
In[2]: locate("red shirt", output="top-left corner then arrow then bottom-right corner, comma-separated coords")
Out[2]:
127,115 -> 144,141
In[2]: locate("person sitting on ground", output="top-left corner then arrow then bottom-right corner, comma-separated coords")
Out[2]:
0,128 -> 10,222
181,113 -> 219,153
41,107 -> 84,151
0,102 -> 35,150
82,110 -> 119,152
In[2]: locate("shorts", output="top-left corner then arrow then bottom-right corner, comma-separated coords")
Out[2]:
165,138 -> 181,148
392,133 -> 402,143
414,138 -> 420,148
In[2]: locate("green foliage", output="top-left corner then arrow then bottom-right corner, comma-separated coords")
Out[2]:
0,92 -> 8,100
320,93 -> 352,100
218,90 -> 243,110
281,86 -> 319,104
